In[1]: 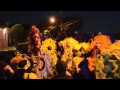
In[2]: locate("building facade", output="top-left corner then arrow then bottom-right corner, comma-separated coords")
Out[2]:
0,27 -> 8,50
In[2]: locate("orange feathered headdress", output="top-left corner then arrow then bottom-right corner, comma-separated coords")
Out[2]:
10,54 -> 24,65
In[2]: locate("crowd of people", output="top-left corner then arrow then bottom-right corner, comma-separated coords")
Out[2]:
0,25 -> 120,79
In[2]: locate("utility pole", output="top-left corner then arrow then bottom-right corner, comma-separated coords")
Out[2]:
59,11 -> 63,32
59,11 -> 62,18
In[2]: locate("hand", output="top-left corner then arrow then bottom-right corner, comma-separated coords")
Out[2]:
4,65 -> 14,74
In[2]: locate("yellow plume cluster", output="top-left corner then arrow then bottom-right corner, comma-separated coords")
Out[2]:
73,57 -> 84,67
66,60 -> 73,70
59,37 -> 79,49
66,57 -> 84,71
59,37 -> 79,62
41,38 -> 57,54
77,42 -> 90,51
40,38 -> 58,64
59,37 -> 90,62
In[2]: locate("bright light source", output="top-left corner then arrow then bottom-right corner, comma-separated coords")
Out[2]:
49,17 -> 56,24
3,28 -> 7,34
75,31 -> 78,34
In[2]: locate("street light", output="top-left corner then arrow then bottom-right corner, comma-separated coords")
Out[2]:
48,16 -> 56,38
49,16 -> 63,38
49,16 -> 62,31
49,16 -> 56,31
49,16 -> 56,24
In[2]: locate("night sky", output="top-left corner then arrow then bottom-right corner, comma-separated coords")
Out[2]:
0,11 -> 120,34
